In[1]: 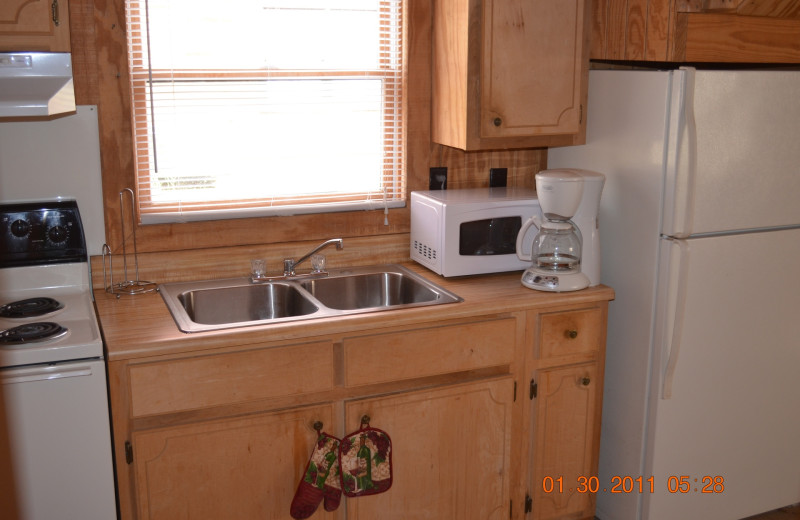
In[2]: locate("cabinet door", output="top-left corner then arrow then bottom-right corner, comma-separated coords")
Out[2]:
0,0 -> 70,52
529,362 -> 599,520
480,0 -> 589,142
344,377 -> 514,520
132,404 -> 337,520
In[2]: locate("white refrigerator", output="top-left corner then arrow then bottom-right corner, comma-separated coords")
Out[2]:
548,67 -> 800,520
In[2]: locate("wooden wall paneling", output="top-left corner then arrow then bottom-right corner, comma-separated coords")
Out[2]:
68,0 -> 99,105
591,0 -> 632,60
590,0 -> 677,61
623,0 -> 649,60
90,233 -> 413,288
430,145 -> 544,191
590,0 -> 610,59
646,0 -> 675,60
93,0 -> 138,253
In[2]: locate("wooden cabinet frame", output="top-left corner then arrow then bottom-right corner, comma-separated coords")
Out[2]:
591,0 -> 800,63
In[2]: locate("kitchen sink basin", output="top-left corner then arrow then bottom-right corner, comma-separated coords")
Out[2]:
159,264 -> 462,333
178,283 -> 319,325
299,272 -> 441,310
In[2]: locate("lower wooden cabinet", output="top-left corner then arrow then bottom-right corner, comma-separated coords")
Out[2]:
131,403 -> 337,520
528,362 -> 601,520
522,303 -> 608,520
343,377 -> 514,520
108,300 -> 610,520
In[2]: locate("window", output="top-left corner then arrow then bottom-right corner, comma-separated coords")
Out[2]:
125,0 -> 404,224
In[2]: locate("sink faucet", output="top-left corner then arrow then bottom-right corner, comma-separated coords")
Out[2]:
284,238 -> 344,276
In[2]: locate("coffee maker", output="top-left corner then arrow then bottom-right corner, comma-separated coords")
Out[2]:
516,169 -> 604,291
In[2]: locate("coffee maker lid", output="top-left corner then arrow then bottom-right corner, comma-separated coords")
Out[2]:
540,221 -> 574,231
537,169 -> 584,182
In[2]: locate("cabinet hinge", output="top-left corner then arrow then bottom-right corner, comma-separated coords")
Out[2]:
125,441 -> 133,464
513,381 -> 517,402
525,493 -> 533,513
510,499 -> 513,518
579,103 -> 584,124
529,378 -> 537,399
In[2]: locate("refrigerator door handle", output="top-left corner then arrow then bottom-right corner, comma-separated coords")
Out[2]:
663,67 -> 698,238
660,238 -> 690,399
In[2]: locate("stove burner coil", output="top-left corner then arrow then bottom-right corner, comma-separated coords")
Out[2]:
0,322 -> 68,344
0,297 -> 64,318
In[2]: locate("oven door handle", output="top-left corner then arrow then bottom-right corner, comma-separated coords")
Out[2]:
1,364 -> 95,385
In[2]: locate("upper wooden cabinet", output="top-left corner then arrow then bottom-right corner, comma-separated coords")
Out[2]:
431,0 -> 592,151
0,0 -> 71,52
592,0 -> 800,63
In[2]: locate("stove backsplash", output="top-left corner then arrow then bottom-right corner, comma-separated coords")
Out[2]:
0,105 -> 106,255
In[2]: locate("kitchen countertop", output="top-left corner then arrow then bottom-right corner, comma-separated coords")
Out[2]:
94,263 -> 614,361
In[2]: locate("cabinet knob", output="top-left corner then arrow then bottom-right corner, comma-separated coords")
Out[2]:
581,376 -> 591,386
566,329 -> 578,339
493,117 -> 502,127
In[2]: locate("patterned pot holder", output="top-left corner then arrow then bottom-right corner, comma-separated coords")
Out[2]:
338,415 -> 393,498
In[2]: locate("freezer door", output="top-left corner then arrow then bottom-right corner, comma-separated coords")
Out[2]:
664,69 -> 800,237
645,228 -> 800,520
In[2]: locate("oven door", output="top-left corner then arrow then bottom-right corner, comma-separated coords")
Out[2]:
1,359 -> 117,520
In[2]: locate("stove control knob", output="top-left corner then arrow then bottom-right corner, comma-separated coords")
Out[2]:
48,225 -> 68,244
10,219 -> 31,238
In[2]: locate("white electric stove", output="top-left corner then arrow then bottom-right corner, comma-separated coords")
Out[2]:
0,200 -> 117,520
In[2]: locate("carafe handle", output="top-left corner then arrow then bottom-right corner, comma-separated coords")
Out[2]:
516,216 -> 541,262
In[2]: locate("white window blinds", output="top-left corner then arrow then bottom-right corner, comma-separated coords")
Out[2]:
125,0 -> 405,224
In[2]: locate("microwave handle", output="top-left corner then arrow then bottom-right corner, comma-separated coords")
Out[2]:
516,216 -> 541,262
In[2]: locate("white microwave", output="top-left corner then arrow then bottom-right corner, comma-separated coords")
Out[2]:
410,188 -> 540,277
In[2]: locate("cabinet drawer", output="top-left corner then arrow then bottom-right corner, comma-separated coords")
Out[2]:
539,308 -> 603,358
343,318 -> 516,387
129,341 -> 335,417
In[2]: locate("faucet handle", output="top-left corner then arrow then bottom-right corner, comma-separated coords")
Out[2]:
283,258 -> 294,276
310,254 -> 326,273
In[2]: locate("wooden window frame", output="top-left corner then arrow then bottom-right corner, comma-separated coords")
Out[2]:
92,0 -> 430,254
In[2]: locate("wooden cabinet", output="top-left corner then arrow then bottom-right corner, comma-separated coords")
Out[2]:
102,281 -> 612,520
528,363 -> 600,520
131,404 -> 338,520
431,0 -> 591,151
521,304 -> 607,520
0,0 -> 70,52
343,377 -> 514,520
591,0 -> 800,63
109,315 -> 525,520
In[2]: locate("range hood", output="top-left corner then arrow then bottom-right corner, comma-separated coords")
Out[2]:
0,52 -> 76,118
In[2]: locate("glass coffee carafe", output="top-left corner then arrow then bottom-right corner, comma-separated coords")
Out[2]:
531,221 -> 582,272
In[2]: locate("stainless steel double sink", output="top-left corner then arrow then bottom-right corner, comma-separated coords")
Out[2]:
159,264 -> 463,333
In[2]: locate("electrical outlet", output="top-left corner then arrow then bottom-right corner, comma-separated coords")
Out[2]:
489,168 -> 507,187
429,167 -> 448,190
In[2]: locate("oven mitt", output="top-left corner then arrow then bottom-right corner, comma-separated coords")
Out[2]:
338,417 -> 393,497
322,457 -> 342,512
290,430 -> 341,519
